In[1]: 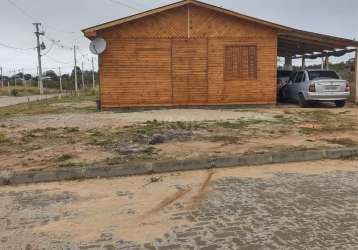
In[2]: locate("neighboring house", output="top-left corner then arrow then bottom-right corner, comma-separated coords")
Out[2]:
82,0 -> 358,109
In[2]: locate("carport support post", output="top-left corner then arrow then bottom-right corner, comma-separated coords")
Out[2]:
302,57 -> 306,70
355,48 -> 358,103
284,56 -> 292,70
325,56 -> 330,70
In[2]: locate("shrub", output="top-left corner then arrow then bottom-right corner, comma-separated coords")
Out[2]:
11,89 -> 19,96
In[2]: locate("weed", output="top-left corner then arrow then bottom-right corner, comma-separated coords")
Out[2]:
208,135 -> 240,145
214,119 -> 268,129
296,110 -> 355,134
215,120 -> 245,129
58,162 -> 79,168
0,93 -> 97,119
0,132 -> 11,144
64,127 -> 80,133
58,154 -> 73,161
10,89 -> 19,96
324,138 -> 358,147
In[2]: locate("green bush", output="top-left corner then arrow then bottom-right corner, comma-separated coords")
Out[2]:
10,89 -> 19,96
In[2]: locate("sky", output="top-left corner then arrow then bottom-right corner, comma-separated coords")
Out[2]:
0,0 -> 357,76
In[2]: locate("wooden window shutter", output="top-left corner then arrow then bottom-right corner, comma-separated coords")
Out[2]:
248,46 -> 257,79
224,45 -> 257,80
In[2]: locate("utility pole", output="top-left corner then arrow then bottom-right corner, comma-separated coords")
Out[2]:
91,57 -> 95,89
21,68 -> 26,88
0,67 -> 3,88
33,23 -> 44,94
14,70 -> 17,87
58,66 -> 63,94
355,49 -> 358,103
73,45 -> 78,92
7,70 -> 10,94
81,61 -> 85,89
36,66 -> 40,89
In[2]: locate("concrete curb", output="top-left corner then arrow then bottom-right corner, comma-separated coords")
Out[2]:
1,147 -> 358,186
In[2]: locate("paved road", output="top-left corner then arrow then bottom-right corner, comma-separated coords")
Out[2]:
1,159 -> 358,249
0,94 -> 61,107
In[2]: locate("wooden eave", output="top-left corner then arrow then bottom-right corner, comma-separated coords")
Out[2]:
82,0 -> 358,57
82,0 -> 291,37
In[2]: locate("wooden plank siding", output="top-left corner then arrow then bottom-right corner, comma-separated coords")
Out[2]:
100,39 -> 172,106
98,4 -> 278,108
172,39 -> 208,104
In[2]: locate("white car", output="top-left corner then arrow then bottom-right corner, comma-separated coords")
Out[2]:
282,70 -> 350,107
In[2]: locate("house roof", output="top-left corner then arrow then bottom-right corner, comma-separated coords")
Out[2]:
82,0 -> 358,57
82,0 -> 292,34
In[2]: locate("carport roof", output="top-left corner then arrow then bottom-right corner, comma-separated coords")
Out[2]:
278,29 -> 358,57
83,0 -> 358,57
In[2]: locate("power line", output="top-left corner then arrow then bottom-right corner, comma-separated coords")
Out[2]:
44,55 -> 73,65
7,0 -> 37,21
7,0 -> 76,35
108,0 -> 142,11
0,41 -> 34,51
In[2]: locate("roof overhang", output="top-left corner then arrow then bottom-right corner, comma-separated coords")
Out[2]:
278,29 -> 358,58
82,0 -> 291,37
82,0 -> 358,58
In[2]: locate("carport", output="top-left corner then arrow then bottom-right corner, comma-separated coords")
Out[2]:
277,29 -> 358,102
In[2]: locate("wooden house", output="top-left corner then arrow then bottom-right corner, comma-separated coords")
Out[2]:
83,0 -> 358,109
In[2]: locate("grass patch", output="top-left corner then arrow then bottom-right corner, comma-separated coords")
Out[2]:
58,154 -> 74,161
0,86 -> 59,97
0,132 -> 11,144
214,117 -> 294,130
0,92 -> 97,119
324,138 -> 358,147
296,110 -> 355,134
208,135 -> 240,145
58,162 -> 83,168
64,127 -> 80,133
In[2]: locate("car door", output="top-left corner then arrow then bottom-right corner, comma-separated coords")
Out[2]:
286,72 -> 297,100
291,71 -> 304,101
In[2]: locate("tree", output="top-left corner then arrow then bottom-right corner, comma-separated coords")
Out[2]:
24,74 -> 32,81
15,72 -> 24,79
62,74 -> 70,80
71,66 -> 82,79
44,70 -> 58,80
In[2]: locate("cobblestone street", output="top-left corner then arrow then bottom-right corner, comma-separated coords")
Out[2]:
1,160 -> 358,249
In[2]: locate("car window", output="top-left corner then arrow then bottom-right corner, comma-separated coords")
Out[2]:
289,72 -> 297,82
308,71 -> 339,80
295,72 -> 303,83
277,71 -> 292,78
302,72 -> 306,82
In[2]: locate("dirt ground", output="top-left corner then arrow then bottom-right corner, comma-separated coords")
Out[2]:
1,96 -> 358,173
1,159 -> 358,249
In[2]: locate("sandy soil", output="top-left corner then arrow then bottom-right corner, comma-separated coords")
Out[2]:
1,106 -> 358,173
0,144 -> 115,172
2,106 -> 358,131
1,108 -> 283,130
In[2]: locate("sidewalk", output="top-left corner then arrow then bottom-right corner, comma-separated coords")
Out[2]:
0,94 -> 61,107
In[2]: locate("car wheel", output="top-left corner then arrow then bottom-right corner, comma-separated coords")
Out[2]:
298,93 -> 309,108
335,100 -> 346,108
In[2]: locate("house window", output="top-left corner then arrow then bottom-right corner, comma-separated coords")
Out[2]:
224,45 -> 257,80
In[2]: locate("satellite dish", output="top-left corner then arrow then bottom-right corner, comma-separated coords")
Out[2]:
89,37 -> 107,55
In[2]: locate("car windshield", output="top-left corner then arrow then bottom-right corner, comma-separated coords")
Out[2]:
308,71 -> 339,80
278,71 -> 292,78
